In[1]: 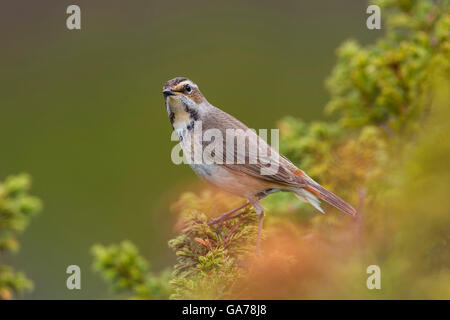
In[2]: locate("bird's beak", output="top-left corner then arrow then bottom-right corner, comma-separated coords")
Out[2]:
162,89 -> 176,96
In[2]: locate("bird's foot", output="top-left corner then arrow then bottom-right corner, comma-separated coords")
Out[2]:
207,208 -> 249,235
207,216 -> 223,226
207,213 -> 238,235
207,201 -> 250,235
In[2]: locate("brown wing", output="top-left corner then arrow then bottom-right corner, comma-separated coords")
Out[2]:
200,104 -> 305,188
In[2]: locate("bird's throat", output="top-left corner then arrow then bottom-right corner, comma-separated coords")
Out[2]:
168,99 -> 199,132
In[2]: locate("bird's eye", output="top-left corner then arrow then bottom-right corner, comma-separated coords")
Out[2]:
185,84 -> 192,93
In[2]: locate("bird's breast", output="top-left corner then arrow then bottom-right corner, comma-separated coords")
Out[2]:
190,162 -> 282,199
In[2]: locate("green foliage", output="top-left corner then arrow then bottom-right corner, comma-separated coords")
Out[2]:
93,0 -> 449,299
168,191 -> 258,299
91,241 -> 171,299
376,84 -> 450,298
326,0 -> 449,132
0,173 -> 42,299
278,118 -> 343,181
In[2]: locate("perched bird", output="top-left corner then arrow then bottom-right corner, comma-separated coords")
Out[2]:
162,77 -> 356,254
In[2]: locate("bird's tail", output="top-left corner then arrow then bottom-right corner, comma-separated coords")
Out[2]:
293,174 -> 356,216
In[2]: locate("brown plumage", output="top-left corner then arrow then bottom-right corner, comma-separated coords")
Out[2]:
163,77 -> 356,254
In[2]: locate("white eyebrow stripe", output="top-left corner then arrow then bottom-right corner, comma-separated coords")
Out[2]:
178,81 -> 198,90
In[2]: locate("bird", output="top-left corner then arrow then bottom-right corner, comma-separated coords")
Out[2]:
162,77 -> 356,254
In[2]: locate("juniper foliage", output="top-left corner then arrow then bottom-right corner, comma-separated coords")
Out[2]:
0,174 -> 42,300
91,241 -> 172,299
168,191 -> 259,299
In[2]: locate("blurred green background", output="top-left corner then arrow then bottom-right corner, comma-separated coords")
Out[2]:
0,0 -> 379,299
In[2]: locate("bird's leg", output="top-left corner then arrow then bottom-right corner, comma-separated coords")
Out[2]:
207,200 -> 250,227
256,213 -> 264,256
214,205 -> 253,235
252,200 -> 265,256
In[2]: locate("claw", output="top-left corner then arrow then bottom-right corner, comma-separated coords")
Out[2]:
216,221 -> 223,235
